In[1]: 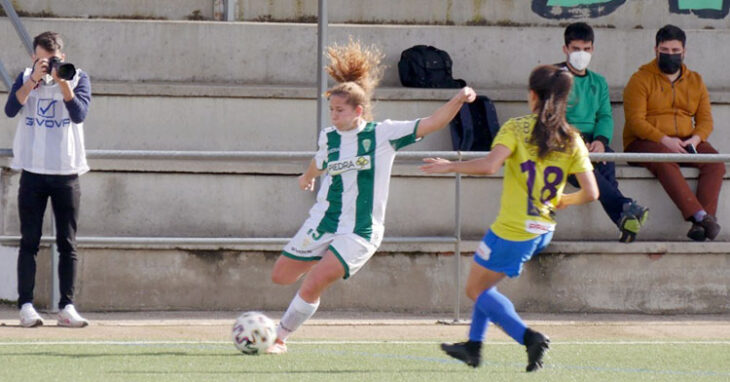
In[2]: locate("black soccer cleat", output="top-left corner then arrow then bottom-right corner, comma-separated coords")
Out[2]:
524,328 -> 550,372
440,341 -> 482,368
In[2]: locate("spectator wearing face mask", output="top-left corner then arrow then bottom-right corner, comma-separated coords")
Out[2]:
623,24 -> 724,242
557,22 -> 649,243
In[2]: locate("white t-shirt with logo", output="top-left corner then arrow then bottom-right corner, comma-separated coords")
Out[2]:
305,119 -> 421,244
11,68 -> 89,175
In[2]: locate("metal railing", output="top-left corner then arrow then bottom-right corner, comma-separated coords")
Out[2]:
1,149 -> 730,318
4,148 -> 730,162
0,0 -> 33,90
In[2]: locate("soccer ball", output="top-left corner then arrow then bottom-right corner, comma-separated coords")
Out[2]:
232,311 -> 277,355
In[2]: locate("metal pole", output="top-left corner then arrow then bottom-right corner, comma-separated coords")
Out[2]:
454,152 -> 462,322
0,235 -> 457,246
0,59 -> 12,91
224,0 -> 235,21
51,219 -> 60,313
1,149 -> 727,164
1,0 -> 33,56
316,0 -> 328,139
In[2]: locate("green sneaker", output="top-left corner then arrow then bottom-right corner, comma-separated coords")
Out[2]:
618,201 -> 649,243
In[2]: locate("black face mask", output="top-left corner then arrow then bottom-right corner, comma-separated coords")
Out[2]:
658,52 -> 683,74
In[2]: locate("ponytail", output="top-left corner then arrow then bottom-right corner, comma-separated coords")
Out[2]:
528,65 -> 577,158
324,38 -> 384,121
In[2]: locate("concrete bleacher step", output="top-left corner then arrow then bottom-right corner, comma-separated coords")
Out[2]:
2,81 -> 730,153
2,19 -> 729,89
7,240 -> 728,313
0,160 -> 727,241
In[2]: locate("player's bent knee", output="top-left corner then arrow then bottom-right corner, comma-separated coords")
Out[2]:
299,271 -> 340,300
270,273 -> 285,285
465,285 -> 482,302
270,268 -> 296,285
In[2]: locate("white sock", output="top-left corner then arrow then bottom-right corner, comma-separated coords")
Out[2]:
276,293 -> 320,342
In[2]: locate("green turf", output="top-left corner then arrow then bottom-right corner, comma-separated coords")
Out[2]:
0,341 -> 729,381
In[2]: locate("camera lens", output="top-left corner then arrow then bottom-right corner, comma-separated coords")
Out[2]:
46,57 -> 76,80
57,63 -> 76,81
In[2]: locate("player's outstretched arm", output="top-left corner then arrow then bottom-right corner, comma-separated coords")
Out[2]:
555,170 -> 599,209
415,87 -> 476,138
420,144 -> 511,176
298,158 -> 325,191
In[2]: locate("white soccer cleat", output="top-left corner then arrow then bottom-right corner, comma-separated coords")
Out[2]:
265,339 -> 288,355
57,304 -> 89,328
19,303 -> 44,328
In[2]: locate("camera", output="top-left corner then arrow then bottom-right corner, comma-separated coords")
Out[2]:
47,57 -> 76,81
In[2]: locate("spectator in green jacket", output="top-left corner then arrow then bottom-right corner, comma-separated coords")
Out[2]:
558,22 -> 649,242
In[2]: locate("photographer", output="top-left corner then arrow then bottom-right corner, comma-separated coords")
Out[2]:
4,31 -> 91,327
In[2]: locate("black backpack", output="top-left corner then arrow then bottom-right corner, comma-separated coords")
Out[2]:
398,45 -> 466,88
450,95 -> 500,151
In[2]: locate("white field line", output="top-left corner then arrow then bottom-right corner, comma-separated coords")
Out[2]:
0,340 -> 729,346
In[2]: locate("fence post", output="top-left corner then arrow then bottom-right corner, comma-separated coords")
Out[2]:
223,0 -> 235,21
316,0 -> 328,138
453,151 -> 463,322
51,219 -> 60,313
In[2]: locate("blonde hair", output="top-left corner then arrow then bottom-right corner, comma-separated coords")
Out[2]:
324,38 -> 384,121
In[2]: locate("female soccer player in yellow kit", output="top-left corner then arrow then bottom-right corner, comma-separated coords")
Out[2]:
422,65 -> 599,372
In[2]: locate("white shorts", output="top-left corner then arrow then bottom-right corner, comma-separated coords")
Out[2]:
282,223 -> 380,279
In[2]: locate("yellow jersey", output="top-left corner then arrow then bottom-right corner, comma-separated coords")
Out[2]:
490,114 -> 593,241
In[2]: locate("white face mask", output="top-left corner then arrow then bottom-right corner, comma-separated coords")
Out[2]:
568,51 -> 592,72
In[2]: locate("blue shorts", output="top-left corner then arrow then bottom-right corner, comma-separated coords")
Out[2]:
473,229 -> 553,278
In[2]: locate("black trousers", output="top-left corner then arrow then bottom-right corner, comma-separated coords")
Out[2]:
17,170 -> 81,309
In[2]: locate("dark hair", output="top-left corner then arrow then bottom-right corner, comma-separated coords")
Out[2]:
33,31 -> 64,52
655,24 -> 686,48
528,65 -> 577,158
564,22 -> 594,46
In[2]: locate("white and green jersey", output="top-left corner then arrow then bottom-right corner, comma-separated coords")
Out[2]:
306,119 -> 421,243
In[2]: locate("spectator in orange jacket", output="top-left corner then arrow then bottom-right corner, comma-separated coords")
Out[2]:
623,24 -> 725,241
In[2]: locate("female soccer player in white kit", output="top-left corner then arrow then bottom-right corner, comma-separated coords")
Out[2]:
267,39 -> 476,354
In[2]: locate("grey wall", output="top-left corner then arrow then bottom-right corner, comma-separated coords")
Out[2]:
13,244 -> 730,313
2,20 -> 729,88
9,0 -> 730,29
236,0 -> 730,29
6,0 -> 213,20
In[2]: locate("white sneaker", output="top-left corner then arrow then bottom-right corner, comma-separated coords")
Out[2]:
57,304 -> 89,328
265,339 -> 288,355
19,303 -> 44,328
